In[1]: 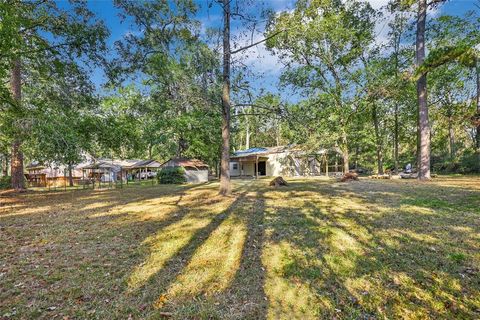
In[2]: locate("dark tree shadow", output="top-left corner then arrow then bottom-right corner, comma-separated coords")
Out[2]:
259,179 -> 480,319
216,187 -> 268,319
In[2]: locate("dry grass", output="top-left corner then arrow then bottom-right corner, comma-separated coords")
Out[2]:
0,176 -> 479,319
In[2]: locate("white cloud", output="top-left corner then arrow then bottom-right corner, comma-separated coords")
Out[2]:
227,0 -> 440,95
366,0 -> 390,10
233,33 -> 282,74
233,1 -> 394,72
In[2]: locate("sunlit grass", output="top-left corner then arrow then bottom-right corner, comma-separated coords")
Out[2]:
128,213 -> 216,291
0,176 -> 479,319
156,213 -> 247,307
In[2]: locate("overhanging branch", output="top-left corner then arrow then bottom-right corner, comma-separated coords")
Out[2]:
230,30 -> 286,55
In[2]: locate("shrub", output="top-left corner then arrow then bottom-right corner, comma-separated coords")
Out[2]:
0,176 -> 11,189
432,151 -> 480,174
157,166 -> 186,184
458,152 -> 480,173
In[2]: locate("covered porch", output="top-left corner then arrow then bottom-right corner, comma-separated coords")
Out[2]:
286,152 -> 344,177
230,155 -> 268,178
123,159 -> 161,182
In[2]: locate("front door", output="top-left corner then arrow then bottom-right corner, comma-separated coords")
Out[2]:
256,161 -> 266,176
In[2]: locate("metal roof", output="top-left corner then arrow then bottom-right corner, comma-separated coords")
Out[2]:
231,146 -> 291,158
81,162 -> 121,170
130,159 -> 162,168
230,145 -> 337,159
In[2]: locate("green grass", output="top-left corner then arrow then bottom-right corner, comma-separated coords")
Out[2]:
1,176 -> 479,319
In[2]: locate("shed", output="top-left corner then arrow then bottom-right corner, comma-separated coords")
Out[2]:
161,158 -> 209,183
128,159 -> 162,179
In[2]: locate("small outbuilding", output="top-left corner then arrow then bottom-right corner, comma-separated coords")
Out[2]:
82,159 -> 163,182
230,145 -> 345,178
127,159 -> 162,180
161,158 -> 209,183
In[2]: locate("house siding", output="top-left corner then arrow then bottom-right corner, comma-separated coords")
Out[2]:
266,152 -> 288,176
185,170 -> 208,183
230,161 -> 256,176
230,147 -> 340,178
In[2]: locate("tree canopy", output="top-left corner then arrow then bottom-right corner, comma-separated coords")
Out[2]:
1,0 -> 479,190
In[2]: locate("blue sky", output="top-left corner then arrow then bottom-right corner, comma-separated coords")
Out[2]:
81,0 -> 478,101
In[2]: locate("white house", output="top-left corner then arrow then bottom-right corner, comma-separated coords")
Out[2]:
229,146 -> 344,178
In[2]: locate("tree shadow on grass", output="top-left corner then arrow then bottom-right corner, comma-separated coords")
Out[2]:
127,184 -> 268,319
216,187 -> 268,319
2,178 -> 478,319
337,206 -> 480,318
261,179 -> 480,319
130,191 -> 247,296
0,183 -> 217,319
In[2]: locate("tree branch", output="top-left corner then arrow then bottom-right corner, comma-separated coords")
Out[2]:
230,30 -> 286,55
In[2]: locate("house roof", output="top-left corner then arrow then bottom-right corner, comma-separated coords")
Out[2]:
28,158 -> 163,172
231,145 -> 337,160
26,161 -> 40,168
81,162 -> 121,170
87,159 -> 162,169
231,146 -> 294,158
96,159 -> 140,168
26,161 -> 50,170
162,158 -> 209,169
130,159 -> 162,168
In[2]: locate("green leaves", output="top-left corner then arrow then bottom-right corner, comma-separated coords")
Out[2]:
111,0 -> 199,83
0,0 -> 109,176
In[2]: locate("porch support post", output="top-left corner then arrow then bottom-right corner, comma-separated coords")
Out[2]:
255,156 -> 258,179
325,154 -> 328,177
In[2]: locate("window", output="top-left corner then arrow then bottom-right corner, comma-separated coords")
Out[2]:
232,163 -> 238,170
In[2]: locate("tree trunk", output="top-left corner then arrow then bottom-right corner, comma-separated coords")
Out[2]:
416,0 -> 430,180
372,104 -> 384,175
394,104 -> 399,173
68,164 -> 74,187
392,19 -> 403,174
2,155 -> 8,177
476,56 -> 480,171
393,41 -> 400,173
10,58 -> 25,190
447,107 -> 455,159
245,116 -> 250,150
276,119 -> 280,147
219,0 -> 231,196
11,141 -> 24,190
341,128 -> 349,173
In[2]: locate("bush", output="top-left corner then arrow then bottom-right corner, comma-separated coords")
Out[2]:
432,152 -> 480,174
458,152 -> 480,174
157,166 -> 186,184
0,176 -> 11,189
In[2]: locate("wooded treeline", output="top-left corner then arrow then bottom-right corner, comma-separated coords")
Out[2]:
0,0 -> 479,191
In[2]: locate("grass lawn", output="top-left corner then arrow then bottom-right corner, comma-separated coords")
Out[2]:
1,176 -> 479,319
